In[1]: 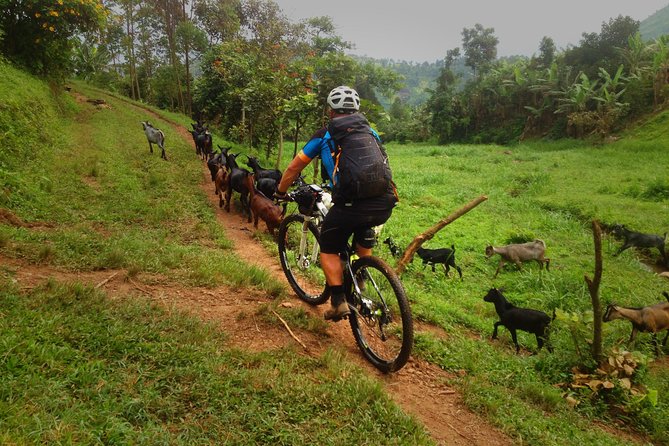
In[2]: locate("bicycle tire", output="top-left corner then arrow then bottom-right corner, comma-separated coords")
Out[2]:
348,256 -> 413,373
277,214 -> 329,305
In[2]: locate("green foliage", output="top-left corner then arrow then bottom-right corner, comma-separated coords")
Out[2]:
0,0 -> 107,77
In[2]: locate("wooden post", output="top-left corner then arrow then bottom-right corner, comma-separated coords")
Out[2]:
585,220 -> 603,362
395,195 -> 488,275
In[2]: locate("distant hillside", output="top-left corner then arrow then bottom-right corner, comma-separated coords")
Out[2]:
353,56 -> 472,108
640,3 -> 669,41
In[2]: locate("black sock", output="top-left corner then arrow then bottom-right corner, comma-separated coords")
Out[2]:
330,285 -> 345,304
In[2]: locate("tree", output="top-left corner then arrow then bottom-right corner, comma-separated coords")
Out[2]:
427,48 -> 463,143
563,15 -> 639,79
297,16 -> 350,56
0,0 -> 107,77
461,23 -> 498,78
193,0 -> 240,44
536,36 -> 556,68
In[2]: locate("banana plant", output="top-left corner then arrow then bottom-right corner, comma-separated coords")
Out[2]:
555,72 -> 599,115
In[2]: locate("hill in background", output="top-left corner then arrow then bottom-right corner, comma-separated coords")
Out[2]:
640,3 -> 669,40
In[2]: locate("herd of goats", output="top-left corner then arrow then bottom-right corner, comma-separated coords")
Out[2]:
141,119 -> 669,357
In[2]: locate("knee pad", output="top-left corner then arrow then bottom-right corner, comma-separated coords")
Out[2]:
356,228 -> 377,249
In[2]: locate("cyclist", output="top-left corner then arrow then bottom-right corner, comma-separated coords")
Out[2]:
275,86 -> 398,321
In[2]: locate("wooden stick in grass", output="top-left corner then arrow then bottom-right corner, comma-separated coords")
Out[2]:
95,271 -> 119,289
395,195 -> 488,275
271,309 -> 308,351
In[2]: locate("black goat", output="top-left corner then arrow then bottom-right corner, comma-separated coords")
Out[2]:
224,153 -> 252,222
383,237 -> 402,258
416,245 -> 463,279
483,288 -> 554,354
246,156 -> 282,182
611,224 -> 667,264
141,121 -> 167,160
256,177 -> 277,199
190,122 -> 213,160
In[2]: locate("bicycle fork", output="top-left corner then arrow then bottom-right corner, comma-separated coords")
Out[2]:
297,221 -> 320,269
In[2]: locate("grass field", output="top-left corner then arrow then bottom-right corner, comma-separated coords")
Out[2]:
2,59 -> 669,444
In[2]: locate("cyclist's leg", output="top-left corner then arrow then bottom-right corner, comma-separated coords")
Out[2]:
351,211 -> 393,257
319,207 -> 354,320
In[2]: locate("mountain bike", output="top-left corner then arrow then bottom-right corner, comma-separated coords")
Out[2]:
276,183 -> 413,373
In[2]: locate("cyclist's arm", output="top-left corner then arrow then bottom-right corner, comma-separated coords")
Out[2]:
277,152 -> 310,193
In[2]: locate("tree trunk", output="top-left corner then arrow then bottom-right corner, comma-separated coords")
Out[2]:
276,129 -> 284,170
293,123 -> 300,158
182,0 -> 192,115
124,4 -> 139,101
396,195 -> 488,275
585,220 -> 603,362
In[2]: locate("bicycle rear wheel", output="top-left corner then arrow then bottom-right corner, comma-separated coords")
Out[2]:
348,256 -> 413,373
277,214 -> 329,305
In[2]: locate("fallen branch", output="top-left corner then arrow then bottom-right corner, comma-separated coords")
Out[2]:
396,195 -> 488,275
128,277 -> 154,297
95,271 -> 119,289
271,309 -> 308,351
446,422 -> 474,442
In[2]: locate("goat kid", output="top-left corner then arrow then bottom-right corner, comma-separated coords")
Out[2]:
141,121 -> 167,160
603,294 -> 669,356
485,239 -> 549,278
415,245 -> 463,279
214,165 -> 228,208
249,185 -> 286,235
611,224 -> 667,265
483,288 -> 554,354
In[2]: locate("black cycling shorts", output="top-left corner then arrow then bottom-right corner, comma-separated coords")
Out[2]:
319,205 -> 393,254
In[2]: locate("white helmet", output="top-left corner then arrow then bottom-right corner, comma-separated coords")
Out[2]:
327,86 -> 360,112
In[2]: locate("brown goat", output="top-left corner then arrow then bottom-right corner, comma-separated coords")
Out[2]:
214,165 -> 228,208
249,183 -> 285,234
485,239 -> 550,278
603,293 -> 669,356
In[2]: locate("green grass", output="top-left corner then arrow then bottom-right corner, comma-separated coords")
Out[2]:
377,137 -> 669,443
0,279 -> 430,445
3,58 -> 669,445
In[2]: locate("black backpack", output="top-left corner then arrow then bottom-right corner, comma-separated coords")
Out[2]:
328,113 -> 393,202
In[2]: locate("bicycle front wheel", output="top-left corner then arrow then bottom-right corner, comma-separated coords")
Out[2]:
277,214 -> 329,305
348,256 -> 413,373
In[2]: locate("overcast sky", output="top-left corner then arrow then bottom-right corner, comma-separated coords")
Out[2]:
272,0 -> 669,62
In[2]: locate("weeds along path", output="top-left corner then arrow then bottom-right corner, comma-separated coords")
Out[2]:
161,121 -> 513,446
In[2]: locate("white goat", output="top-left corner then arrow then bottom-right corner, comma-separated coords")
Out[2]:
485,239 -> 550,278
603,293 -> 669,356
141,121 -> 167,160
